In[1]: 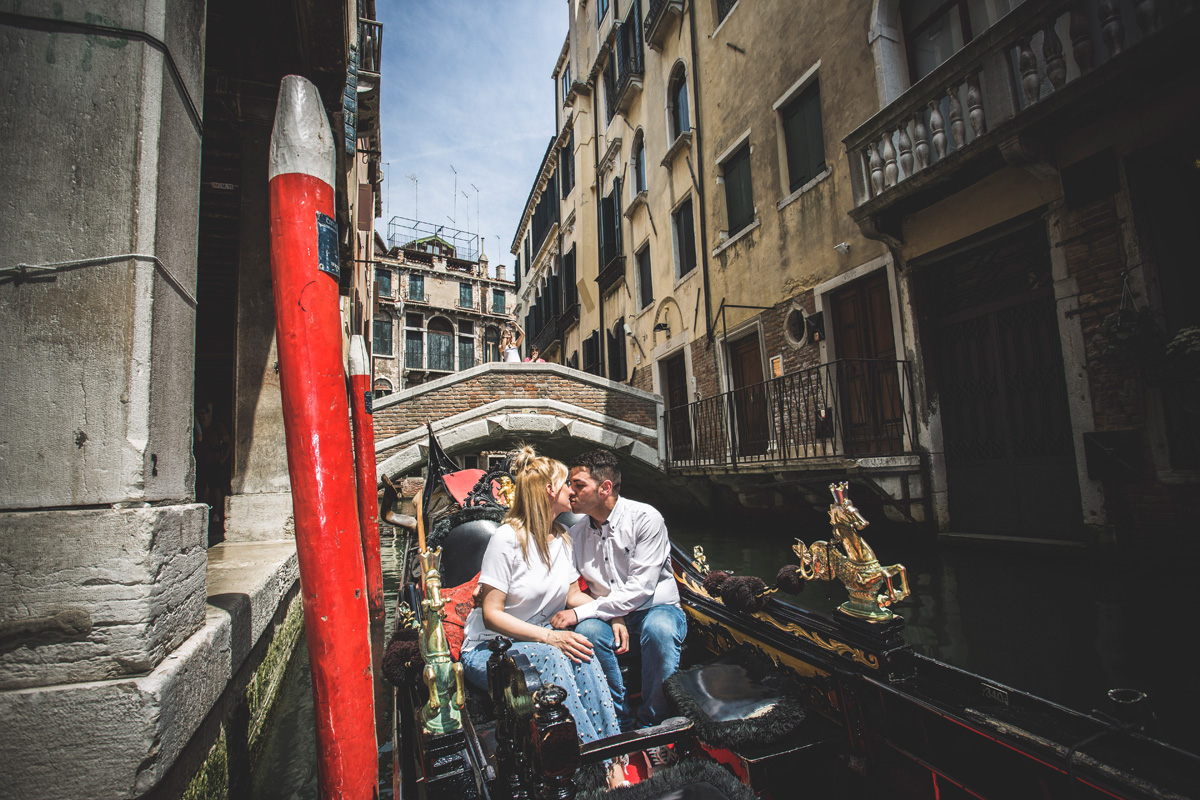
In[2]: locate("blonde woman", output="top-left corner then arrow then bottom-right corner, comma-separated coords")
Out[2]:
459,447 -> 622,745
499,321 -> 524,362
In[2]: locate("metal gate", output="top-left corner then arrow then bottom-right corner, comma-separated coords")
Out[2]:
929,223 -> 1083,539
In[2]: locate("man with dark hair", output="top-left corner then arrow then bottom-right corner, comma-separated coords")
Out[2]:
551,449 -> 686,733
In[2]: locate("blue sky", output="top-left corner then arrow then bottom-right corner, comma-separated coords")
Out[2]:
375,1 -> 568,274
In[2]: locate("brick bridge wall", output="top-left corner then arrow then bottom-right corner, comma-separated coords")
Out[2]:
373,363 -> 662,449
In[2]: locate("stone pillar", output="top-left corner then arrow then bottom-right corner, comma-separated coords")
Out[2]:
0,1 -> 209,795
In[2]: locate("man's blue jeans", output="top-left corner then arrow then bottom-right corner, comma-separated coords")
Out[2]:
575,605 -> 687,730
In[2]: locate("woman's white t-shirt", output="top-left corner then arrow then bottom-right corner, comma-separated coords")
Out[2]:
502,346 -> 521,363
461,523 -> 579,652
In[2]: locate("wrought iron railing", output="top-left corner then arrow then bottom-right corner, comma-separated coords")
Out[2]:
596,255 -> 626,295
643,0 -> 683,49
845,0 -> 1184,207
531,314 -> 562,355
606,18 -> 645,115
665,359 -> 917,469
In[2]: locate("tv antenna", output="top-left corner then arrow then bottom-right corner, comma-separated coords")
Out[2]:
405,173 -> 419,219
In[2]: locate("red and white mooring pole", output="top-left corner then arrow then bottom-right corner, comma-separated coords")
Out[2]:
269,75 -> 376,798
349,334 -> 384,624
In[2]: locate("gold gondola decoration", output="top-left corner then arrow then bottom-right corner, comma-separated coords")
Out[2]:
792,482 -> 909,622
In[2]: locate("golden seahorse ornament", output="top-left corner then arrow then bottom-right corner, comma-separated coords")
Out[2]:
792,482 -> 910,622
415,547 -> 466,733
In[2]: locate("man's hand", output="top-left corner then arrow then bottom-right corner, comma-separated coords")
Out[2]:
550,609 -> 578,629
612,617 -> 630,655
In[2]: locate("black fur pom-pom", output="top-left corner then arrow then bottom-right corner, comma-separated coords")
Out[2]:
721,575 -> 769,613
775,566 -> 806,595
703,570 -> 731,597
382,627 -> 422,687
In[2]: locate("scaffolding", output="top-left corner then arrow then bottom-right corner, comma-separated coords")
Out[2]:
387,216 -> 480,262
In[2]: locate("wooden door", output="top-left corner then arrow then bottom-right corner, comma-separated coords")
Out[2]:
729,333 -> 769,457
663,352 -> 692,461
929,223 -> 1082,539
828,271 -> 903,454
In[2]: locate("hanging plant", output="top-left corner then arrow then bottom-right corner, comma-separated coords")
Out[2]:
1094,307 -> 1166,367
1160,326 -> 1200,386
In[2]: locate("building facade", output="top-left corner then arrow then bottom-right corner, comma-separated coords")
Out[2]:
513,0 -> 1200,546
372,225 -> 514,394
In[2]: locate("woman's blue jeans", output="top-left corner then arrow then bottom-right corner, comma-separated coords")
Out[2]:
575,605 -> 687,730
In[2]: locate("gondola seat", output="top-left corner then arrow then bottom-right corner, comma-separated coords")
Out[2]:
663,648 -> 843,792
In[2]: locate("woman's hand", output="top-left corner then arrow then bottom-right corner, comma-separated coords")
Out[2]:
545,629 -> 594,663
612,617 -> 630,655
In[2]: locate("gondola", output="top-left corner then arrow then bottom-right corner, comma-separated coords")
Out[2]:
381,429 -> 1200,800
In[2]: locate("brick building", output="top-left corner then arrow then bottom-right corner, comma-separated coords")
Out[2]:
372,220 -> 514,395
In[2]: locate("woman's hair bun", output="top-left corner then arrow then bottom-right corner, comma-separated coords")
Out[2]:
509,444 -> 539,474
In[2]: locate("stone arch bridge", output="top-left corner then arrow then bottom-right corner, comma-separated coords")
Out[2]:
372,363 -> 692,508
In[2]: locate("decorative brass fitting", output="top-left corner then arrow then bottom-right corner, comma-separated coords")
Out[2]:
415,547 -> 466,733
793,482 -> 910,622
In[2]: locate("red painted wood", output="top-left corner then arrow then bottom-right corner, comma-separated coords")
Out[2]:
349,369 -> 384,623
269,169 -> 377,799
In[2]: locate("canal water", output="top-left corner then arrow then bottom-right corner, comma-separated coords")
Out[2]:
255,516 -> 1196,797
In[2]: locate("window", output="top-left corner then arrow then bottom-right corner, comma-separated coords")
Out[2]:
561,63 -> 572,103
372,317 -> 393,355
632,135 -> 647,194
524,235 -> 531,273
427,318 -> 454,371
560,131 -> 575,197
597,0 -> 610,24
404,331 -> 423,369
637,246 -> 653,309
781,80 -> 826,192
375,268 -> 391,297
607,322 -> 627,382
715,0 -> 738,25
582,330 -> 601,375
603,59 -> 617,124
668,67 -> 690,141
599,181 -> 622,268
408,273 -> 424,302
458,335 -> 475,370
672,198 -> 697,277
722,143 -> 754,235
484,326 -> 500,362
563,247 -> 578,308
901,0 -> 1013,83
459,282 -> 473,308
492,289 -> 506,314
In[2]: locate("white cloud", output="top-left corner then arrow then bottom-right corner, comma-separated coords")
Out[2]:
375,0 -> 568,271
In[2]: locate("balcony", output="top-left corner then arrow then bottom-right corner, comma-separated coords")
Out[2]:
596,254 -> 626,295
664,359 -> 916,470
643,0 -> 684,52
843,0 -> 1194,238
531,314 -> 562,356
606,20 -> 644,117
357,18 -> 383,127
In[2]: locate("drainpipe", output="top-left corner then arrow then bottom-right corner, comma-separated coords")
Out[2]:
592,57 -> 606,378
687,0 -> 718,391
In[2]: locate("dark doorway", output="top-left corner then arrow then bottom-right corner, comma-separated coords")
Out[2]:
729,332 -> 768,457
662,351 -> 691,461
827,270 -> 904,454
428,318 -> 454,371
925,221 -> 1082,539
1128,136 -> 1200,469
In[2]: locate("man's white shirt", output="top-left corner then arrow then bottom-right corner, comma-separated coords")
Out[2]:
567,496 -> 681,622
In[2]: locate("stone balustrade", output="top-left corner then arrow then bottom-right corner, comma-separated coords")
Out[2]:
845,0 -> 1188,207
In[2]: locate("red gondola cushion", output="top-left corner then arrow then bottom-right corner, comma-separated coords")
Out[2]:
440,572 -> 481,660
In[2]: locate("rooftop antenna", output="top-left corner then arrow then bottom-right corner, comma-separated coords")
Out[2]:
405,173 -> 419,220
450,164 -> 458,231
462,190 -> 471,236
471,183 -> 481,244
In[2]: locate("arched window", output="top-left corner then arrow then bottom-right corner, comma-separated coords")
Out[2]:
427,317 -> 454,371
373,377 -> 393,399
668,66 -> 690,142
632,131 -> 647,194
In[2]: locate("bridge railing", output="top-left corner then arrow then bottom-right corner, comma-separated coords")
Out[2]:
664,359 -> 917,469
